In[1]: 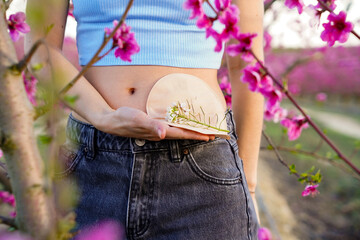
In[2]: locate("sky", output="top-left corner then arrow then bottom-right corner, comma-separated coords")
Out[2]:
7,0 -> 360,49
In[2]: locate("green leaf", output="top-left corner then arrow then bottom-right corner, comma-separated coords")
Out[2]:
294,143 -> 302,150
62,94 -> 79,107
326,151 -> 333,158
283,80 -> 288,90
282,128 -> 288,134
31,63 -> 44,72
354,140 -> 360,149
266,144 -> 274,150
298,177 -> 306,183
300,172 -> 308,178
307,166 -> 315,173
289,164 -> 297,175
44,23 -> 54,36
38,135 -> 52,144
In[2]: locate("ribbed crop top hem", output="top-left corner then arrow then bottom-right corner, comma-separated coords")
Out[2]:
86,57 -> 224,69
73,0 -> 225,69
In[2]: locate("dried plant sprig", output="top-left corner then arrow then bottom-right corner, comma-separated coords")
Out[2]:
165,101 -> 229,133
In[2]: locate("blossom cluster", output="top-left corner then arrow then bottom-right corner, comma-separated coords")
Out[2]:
104,20 -> 140,62
219,75 -> 232,107
166,102 -> 191,124
258,227 -> 272,240
302,184 -> 320,197
183,0 -> 242,53
185,0 -> 313,141
7,12 -> 30,42
240,61 -> 309,140
22,72 -> 38,106
0,191 -> 16,218
284,0 -> 354,47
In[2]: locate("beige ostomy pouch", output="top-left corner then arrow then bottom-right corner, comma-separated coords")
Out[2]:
146,73 -> 230,139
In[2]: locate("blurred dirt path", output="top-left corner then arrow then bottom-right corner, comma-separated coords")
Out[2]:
257,154 -> 299,240
304,108 -> 360,139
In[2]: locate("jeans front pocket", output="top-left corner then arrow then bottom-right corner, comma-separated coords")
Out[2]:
185,138 -> 242,185
53,141 -> 85,180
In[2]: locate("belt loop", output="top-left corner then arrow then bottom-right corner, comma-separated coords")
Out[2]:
168,140 -> 181,163
85,126 -> 96,160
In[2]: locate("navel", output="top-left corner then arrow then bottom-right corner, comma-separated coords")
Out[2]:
128,87 -> 136,95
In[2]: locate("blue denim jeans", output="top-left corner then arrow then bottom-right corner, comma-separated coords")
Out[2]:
54,110 -> 259,239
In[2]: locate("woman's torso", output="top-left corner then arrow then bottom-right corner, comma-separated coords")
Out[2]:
71,0 -> 226,123
72,66 -> 226,124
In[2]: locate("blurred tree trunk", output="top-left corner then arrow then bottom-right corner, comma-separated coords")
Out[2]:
0,2 -> 56,239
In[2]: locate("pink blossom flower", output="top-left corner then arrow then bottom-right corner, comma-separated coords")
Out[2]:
302,184 -> 319,197
280,115 -> 309,141
0,231 -> 32,240
284,0 -> 305,14
76,220 -> 124,240
214,0 -> 231,11
105,21 -> 140,62
219,76 -> 232,107
264,105 -> 288,123
9,211 -> 16,218
316,92 -> 327,102
205,27 -> 224,52
264,31 -> 272,52
7,12 -> 31,42
219,76 -> 231,95
226,32 -> 257,62
196,14 -> 214,30
0,190 -> 16,217
305,5 -> 323,28
0,149 -> 2,158
258,227 -> 272,240
224,95 -> 232,107
241,64 -> 262,92
0,191 -> 16,207
241,62 -> 273,92
320,11 -> 353,47
262,89 -> 283,111
183,0 -> 204,19
22,73 -> 38,106
218,5 -> 240,41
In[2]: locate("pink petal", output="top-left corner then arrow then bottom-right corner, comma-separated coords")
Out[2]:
16,23 -> 30,34
9,29 -> 20,42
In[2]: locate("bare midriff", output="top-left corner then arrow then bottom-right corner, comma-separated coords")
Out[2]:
72,65 -> 227,124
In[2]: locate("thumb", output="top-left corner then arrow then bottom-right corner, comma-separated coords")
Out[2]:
153,121 -> 167,139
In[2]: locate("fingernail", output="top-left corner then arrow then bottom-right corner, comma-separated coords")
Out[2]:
158,129 -> 163,138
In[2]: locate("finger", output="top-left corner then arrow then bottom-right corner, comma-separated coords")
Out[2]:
165,126 -> 211,141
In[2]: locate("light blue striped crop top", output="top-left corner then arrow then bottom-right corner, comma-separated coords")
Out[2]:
72,0 -> 225,69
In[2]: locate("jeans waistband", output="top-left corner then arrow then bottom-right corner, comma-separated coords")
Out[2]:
65,110 -> 237,153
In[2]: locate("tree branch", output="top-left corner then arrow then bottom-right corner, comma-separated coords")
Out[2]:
250,49 -> 360,175
9,39 -> 46,74
0,215 -> 17,228
59,0 -> 134,96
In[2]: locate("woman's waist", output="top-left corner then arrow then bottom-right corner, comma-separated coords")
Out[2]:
73,66 -> 226,124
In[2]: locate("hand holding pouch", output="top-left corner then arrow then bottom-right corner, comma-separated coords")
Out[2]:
146,73 -> 230,139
